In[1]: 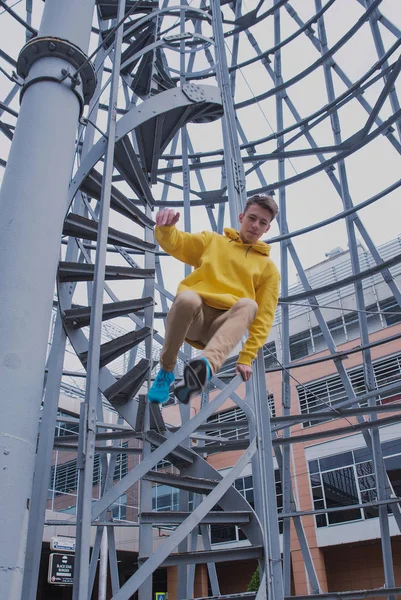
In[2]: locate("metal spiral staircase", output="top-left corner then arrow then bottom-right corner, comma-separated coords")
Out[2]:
54,2 -> 269,599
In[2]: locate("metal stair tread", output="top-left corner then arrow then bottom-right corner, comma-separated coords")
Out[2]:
114,136 -> 155,206
135,96 -> 223,181
62,297 -> 154,328
63,213 -> 156,252
96,0 -> 157,20
154,545 -> 264,567
140,510 -> 252,525
143,471 -> 219,493
194,439 -> 250,454
79,327 -> 152,368
103,358 -> 150,404
80,168 -> 154,227
192,593 -> 257,600
58,262 -> 155,283
146,430 -> 194,465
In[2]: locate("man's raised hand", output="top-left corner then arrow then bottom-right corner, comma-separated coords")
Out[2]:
236,363 -> 253,382
156,208 -> 180,227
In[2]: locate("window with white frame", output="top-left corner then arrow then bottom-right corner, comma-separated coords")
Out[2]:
379,298 -> 401,327
289,298 -> 399,362
308,437 -> 401,528
49,443 -> 129,495
205,400 -> 275,445
210,472 -> 283,544
298,353 -> 401,427
151,485 -> 194,512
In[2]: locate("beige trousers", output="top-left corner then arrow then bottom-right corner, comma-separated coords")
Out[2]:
160,290 -> 258,373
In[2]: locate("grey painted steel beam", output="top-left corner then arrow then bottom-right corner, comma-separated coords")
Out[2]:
139,510 -> 251,524
158,545 -> 263,567
72,1 -> 126,598
273,4 -> 293,594
272,401 -> 401,428
275,413 -> 401,446
280,496 -> 401,519
111,440 -> 257,600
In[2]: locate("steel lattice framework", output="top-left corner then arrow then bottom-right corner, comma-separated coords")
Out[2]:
1,1 -> 401,600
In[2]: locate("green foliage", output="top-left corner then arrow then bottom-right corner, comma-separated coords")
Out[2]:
247,568 -> 260,592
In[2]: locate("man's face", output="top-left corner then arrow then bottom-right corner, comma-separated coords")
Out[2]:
238,203 -> 272,244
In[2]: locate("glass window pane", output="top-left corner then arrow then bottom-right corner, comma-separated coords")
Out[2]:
356,461 -> 373,477
385,456 -> 401,497
361,489 -> 379,519
319,452 -> 353,471
322,467 -> 362,525
382,439 -> 401,458
358,475 -> 376,490
312,486 -> 323,500
244,476 -> 253,489
210,525 -> 236,544
310,474 -> 321,487
245,489 -> 254,506
309,460 -> 319,474
327,507 -> 362,525
361,489 -> 377,503
316,514 -> 327,528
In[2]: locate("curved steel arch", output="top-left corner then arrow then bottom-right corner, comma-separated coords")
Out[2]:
234,0 -> 383,109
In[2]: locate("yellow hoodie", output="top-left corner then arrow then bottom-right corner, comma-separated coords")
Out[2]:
155,225 -> 280,366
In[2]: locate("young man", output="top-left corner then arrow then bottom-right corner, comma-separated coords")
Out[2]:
148,194 -> 280,405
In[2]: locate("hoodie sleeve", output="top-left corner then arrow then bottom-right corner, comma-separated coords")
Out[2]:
155,225 -> 212,267
237,268 -> 280,367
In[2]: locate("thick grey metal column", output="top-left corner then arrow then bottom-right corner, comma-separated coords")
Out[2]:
0,1 -> 95,598
21,44 -> 106,600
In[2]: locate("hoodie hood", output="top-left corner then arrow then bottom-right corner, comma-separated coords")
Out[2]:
224,227 -> 271,256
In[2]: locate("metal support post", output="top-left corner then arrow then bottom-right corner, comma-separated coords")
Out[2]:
253,352 -> 284,600
138,205 -> 157,600
98,513 -> 109,600
273,3 -> 292,594
0,1 -> 95,597
72,1 -> 126,597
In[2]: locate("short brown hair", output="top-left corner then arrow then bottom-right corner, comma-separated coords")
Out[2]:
244,194 -> 279,221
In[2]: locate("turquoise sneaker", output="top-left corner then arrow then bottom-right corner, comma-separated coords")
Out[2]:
148,369 -> 175,404
174,357 -> 212,405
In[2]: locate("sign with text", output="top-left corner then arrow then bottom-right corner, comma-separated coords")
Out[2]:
48,553 -> 74,585
50,536 -> 76,552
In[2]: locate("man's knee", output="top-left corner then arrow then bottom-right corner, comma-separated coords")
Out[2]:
234,297 -> 258,319
174,290 -> 203,311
